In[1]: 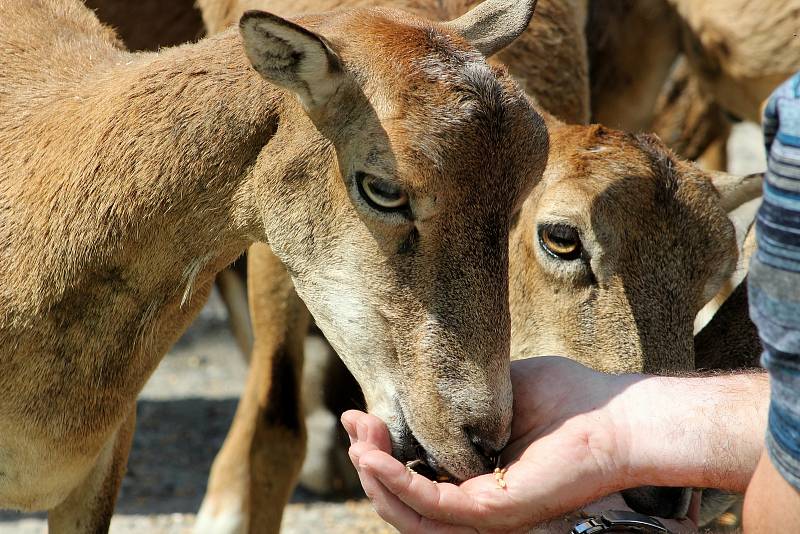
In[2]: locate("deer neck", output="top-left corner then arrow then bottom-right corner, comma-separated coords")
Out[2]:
0,20 -> 342,456
4,29 -> 323,329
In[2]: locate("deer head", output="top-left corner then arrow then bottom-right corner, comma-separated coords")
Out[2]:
509,122 -> 757,374
238,0 -> 546,480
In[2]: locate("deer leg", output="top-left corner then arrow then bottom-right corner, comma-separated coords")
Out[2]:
696,133 -> 729,171
216,260 -> 254,361
196,243 -> 309,534
48,406 -> 136,534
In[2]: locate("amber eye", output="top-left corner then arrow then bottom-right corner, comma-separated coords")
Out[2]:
357,172 -> 409,212
538,224 -> 582,261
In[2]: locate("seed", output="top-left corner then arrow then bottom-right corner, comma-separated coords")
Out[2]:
495,467 -> 508,489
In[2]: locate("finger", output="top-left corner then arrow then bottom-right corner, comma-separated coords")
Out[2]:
359,412 -> 393,453
341,410 -> 393,453
359,449 -> 490,526
341,410 -> 363,443
348,440 -> 384,473
357,462 -> 476,534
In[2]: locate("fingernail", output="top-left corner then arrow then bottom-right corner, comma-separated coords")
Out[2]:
343,425 -> 356,444
356,421 -> 367,442
341,419 -> 357,444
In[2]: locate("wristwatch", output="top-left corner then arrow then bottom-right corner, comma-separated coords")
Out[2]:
570,510 -> 672,533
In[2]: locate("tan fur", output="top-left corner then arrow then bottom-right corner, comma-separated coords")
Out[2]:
216,266 -> 254,358
588,0 -> 800,163
0,0 -> 548,527
587,0 -> 682,132
82,0 -> 256,360
198,244 -> 310,533
188,0 -> 759,530
509,119 -> 739,373
650,57 -> 732,165
670,0 -> 800,122
197,0 -> 591,123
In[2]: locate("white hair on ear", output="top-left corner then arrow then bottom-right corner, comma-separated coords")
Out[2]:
239,11 -> 342,110
445,0 -> 538,57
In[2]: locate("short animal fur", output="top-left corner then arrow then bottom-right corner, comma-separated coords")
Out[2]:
0,0 -> 549,529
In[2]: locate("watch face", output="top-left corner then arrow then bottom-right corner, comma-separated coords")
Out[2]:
570,521 -> 602,533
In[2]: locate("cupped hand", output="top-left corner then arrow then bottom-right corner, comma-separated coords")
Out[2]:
341,356 -> 645,533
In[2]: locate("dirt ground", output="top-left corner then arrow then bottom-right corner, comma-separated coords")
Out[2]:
0,124 -> 765,533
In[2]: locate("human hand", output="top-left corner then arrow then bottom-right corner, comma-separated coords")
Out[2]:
341,357 -> 644,533
342,356 -> 767,533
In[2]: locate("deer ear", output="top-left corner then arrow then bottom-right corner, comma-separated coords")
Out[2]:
710,171 -> 763,212
444,0 -> 538,57
240,11 -> 342,111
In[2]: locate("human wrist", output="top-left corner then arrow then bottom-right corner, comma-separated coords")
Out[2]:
608,372 -> 769,493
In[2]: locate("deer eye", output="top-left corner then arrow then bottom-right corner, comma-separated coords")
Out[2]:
357,173 -> 409,212
538,224 -> 582,261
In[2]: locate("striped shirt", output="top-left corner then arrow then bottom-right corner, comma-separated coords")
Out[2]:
750,72 -> 800,490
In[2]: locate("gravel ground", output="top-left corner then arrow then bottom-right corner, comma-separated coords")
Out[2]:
0,124 -> 765,533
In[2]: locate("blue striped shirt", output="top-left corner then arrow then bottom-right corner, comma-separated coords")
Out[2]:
750,72 -> 800,490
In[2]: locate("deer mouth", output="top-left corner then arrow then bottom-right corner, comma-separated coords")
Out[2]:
403,437 -> 458,484
393,405 -> 459,483
388,394 -> 505,484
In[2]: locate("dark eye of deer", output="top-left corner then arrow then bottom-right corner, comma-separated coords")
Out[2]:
538,224 -> 582,261
357,173 -> 409,212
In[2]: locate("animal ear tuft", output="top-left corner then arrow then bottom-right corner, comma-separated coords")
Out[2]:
239,11 -> 342,111
445,0 -> 538,57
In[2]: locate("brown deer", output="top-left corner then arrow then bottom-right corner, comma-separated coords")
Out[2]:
188,0 -> 763,532
0,0 -> 548,531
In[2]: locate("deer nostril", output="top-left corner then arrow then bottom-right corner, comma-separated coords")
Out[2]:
464,427 -> 502,469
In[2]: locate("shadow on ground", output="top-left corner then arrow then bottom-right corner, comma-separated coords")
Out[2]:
0,395 -> 339,523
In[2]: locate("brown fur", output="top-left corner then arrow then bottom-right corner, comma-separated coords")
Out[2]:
587,0 -> 682,132
695,278 -> 761,371
84,0 -> 205,51
588,0 -> 800,166
192,0 -> 761,530
650,57 -> 732,164
197,0 -> 591,123
201,244 -> 310,531
0,0 -> 548,527
671,0 -> 800,122
509,121 -> 739,373
586,0 -> 730,171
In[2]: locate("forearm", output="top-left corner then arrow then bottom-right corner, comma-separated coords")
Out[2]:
743,451 -> 800,532
611,371 -> 769,492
